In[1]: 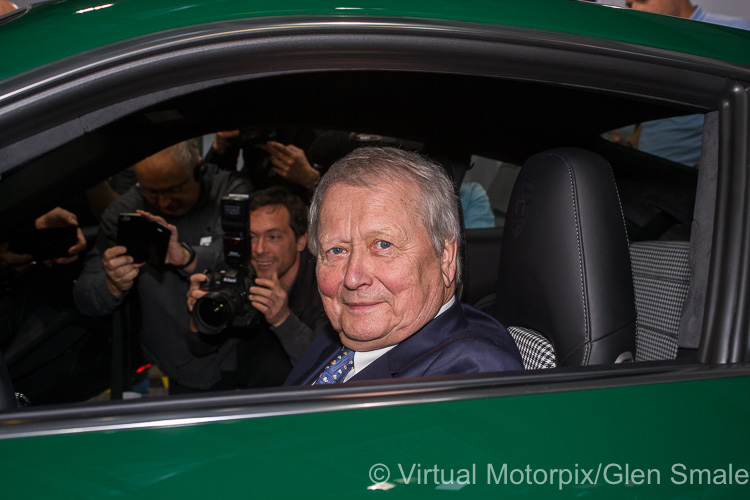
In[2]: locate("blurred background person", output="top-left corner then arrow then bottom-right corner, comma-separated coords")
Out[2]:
0,1 -> 18,15
604,0 -> 750,166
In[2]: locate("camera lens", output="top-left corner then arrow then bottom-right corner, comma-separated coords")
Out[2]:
194,290 -> 239,335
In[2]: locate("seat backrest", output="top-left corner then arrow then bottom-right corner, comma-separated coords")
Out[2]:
629,240 -> 690,361
463,227 -> 504,305
495,148 -> 636,366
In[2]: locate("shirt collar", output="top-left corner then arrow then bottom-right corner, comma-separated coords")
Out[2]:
345,295 -> 456,381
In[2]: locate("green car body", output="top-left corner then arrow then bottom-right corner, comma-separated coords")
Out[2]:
2,0 -> 750,79
1,0 -> 750,497
0,374 -> 747,498
2,374 -> 750,497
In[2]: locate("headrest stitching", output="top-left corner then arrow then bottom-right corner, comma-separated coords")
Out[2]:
550,152 -> 590,363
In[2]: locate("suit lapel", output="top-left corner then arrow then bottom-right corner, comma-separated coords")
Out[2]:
350,300 -> 466,381
286,328 -> 341,385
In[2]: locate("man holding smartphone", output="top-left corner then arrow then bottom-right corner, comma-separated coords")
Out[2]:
73,139 -> 251,393
185,186 -> 328,392
2,207 -> 86,368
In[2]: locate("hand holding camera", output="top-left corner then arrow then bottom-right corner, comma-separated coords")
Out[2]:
257,141 -> 319,189
248,271 -> 291,327
189,268 -> 260,335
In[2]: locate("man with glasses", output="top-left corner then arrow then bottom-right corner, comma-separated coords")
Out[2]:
74,139 -> 251,393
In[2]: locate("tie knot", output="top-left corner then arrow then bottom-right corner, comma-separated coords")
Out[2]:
315,346 -> 355,384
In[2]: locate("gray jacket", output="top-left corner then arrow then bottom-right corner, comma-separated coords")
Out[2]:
74,165 -> 251,389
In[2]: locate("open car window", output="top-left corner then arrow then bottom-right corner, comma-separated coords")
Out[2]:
0,70 -> 717,403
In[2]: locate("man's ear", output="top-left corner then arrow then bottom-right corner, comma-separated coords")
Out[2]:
440,238 -> 458,287
297,233 -> 308,252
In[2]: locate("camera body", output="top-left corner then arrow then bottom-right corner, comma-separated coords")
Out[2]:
240,126 -> 277,145
194,268 -> 260,335
192,193 -> 260,335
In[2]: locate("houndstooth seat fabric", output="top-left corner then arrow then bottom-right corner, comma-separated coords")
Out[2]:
474,294 -> 556,369
629,241 -> 691,361
507,326 -> 556,369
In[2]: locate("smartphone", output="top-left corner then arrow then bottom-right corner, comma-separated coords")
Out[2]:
8,225 -> 78,260
117,213 -> 171,268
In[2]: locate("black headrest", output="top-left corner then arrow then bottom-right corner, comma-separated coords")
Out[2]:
495,148 -> 636,366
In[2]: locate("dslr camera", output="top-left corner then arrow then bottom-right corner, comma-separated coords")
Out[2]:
240,125 -> 277,145
192,194 -> 261,335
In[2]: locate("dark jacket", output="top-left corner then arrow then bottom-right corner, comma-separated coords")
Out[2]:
284,300 -> 523,385
189,251 -> 328,388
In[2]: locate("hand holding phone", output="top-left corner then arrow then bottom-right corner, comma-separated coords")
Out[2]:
7,225 -> 78,261
3,207 -> 85,270
117,213 -> 171,269
35,207 -> 87,265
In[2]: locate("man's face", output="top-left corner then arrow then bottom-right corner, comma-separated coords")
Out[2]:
316,181 -> 457,352
625,0 -> 681,17
134,148 -> 202,217
250,205 -> 306,282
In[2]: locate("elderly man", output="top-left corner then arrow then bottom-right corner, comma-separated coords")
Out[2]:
74,139 -> 250,392
285,147 -> 522,385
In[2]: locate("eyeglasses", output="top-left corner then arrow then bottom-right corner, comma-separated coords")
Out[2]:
137,179 -> 190,199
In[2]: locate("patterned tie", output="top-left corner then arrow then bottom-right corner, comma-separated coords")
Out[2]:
315,347 -> 355,384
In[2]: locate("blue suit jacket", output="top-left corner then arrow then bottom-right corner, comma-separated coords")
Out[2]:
284,300 -> 523,385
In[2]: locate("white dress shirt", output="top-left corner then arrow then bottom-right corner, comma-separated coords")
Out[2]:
341,296 -> 456,382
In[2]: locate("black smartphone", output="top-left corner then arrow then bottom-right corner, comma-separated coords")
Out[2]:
117,213 -> 171,268
8,225 -> 78,260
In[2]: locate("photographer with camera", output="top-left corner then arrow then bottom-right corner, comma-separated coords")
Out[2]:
206,127 -> 370,202
186,186 -> 327,391
207,127 -> 320,201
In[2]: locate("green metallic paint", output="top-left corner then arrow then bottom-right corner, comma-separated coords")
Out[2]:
1,0 -> 749,83
2,375 -> 749,497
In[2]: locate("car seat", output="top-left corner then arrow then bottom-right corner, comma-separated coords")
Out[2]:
494,148 -> 637,366
629,240 -> 690,361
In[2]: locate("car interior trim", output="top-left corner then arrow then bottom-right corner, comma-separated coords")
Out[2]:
1,362 -> 749,440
